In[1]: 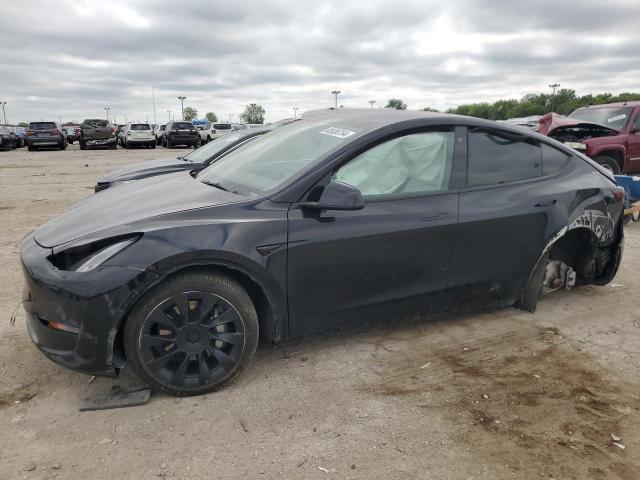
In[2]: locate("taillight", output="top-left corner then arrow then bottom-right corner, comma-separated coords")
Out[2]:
111,127 -> 116,136
52,129 -> 61,135
613,188 -> 625,203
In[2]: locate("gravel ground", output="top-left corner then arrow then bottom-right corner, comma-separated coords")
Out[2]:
1,144 -> 639,480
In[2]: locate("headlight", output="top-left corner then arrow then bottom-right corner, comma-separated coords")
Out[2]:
76,238 -> 137,272
48,236 -> 138,271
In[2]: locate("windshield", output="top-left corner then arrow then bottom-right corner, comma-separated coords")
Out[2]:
569,107 -> 632,130
197,118 -> 363,196
184,134 -> 258,163
130,124 -> 151,130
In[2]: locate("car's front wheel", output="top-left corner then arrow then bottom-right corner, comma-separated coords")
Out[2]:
123,270 -> 259,396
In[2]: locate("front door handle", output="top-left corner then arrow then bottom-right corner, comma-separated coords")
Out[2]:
421,212 -> 447,222
534,200 -> 557,208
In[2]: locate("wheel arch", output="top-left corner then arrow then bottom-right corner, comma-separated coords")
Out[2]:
110,257 -> 285,369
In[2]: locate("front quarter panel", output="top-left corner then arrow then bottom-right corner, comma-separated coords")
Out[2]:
102,199 -> 290,340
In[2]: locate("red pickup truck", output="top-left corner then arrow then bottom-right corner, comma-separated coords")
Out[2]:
538,101 -> 640,174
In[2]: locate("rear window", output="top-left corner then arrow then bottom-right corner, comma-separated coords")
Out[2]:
130,124 -> 151,130
83,119 -> 109,127
172,122 -> 194,130
542,144 -> 572,176
29,122 -> 57,130
213,123 -> 232,130
467,130 -> 542,187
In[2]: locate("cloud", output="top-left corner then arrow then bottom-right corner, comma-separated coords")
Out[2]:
0,0 -> 639,124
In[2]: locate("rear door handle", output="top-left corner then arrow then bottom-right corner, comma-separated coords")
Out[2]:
421,212 -> 447,222
534,200 -> 557,208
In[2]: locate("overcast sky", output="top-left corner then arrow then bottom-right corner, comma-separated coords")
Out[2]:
1,0 -> 639,125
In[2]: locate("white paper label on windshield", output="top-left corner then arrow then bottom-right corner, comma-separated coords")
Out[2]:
607,114 -> 626,123
320,127 -> 355,139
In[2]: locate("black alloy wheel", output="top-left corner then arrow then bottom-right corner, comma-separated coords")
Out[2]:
124,271 -> 259,395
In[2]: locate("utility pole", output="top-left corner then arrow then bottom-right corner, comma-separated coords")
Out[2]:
166,110 -> 171,121
548,83 -> 560,112
331,90 -> 341,108
177,96 -> 186,120
368,100 -> 376,109
104,107 -> 110,122
293,107 -> 299,119
0,101 -> 7,124
228,113 -> 232,123
151,86 -> 157,125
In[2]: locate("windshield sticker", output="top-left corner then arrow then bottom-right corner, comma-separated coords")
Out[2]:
607,114 -> 627,123
320,127 -> 355,139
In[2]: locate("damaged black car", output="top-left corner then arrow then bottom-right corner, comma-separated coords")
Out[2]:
20,109 -> 625,395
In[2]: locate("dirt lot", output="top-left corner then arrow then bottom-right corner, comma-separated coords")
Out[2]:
1,144 -> 639,480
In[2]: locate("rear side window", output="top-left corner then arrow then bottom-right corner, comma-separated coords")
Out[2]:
29,122 -> 57,130
542,144 -> 572,176
467,131 -> 542,187
213,123 -> 232,130
130,124 -> 151,130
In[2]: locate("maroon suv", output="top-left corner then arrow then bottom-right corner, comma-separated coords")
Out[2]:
539,102 -> 640,174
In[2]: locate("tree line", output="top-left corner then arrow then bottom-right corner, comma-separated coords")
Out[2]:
444,89 -> 640,120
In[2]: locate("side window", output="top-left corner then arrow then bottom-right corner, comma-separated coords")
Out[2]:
634,112 -> 640,132
333,131 -> 455,198
541,144 -> 572,176
467,131 -> 542,187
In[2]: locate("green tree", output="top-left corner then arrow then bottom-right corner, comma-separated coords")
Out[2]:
422,107 -> 440,112
205,112 -> 218,122
240,103 -> 265,124
183,106 -> 198,121
385,98 -> 407,110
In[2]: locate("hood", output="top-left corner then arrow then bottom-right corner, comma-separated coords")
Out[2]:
538,112 -> 620,136
35,171 -> 240,248
99,156 -> 197,183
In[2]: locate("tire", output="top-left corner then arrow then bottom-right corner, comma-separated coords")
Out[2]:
595,155 -> 621,175
125,140 -> 130,149
151,143 -> 156,149
207,136 -> 211,144
166,139 -> 172,149
28,144 -> 35,152
2,141 -> 9,151
123,270 -> 259,396
110,142 -> 117,150
79,140 -> 86,150
60,142 -> 66,150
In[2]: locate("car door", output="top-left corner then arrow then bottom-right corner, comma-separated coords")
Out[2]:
286,128 -> 462,337
627,109 -> 640,170
446,127 -> 563,309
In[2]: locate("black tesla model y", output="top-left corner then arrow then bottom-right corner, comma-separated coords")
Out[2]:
20,109 -> 625,395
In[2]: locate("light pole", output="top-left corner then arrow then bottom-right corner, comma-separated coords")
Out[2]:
368,100 -> 376,109
104,107 -> 110,123
0,101 -> 6,124
228,113 -> 232,123
548,83 -> 560,112
331,90 -> 341,108
151,85 -> 157,125
166,110 -> 171,121
293,107 -> 299,119
177,96 -> 186,120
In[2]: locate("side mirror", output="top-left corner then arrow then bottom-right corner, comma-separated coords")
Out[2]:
299,181 -> 365,211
